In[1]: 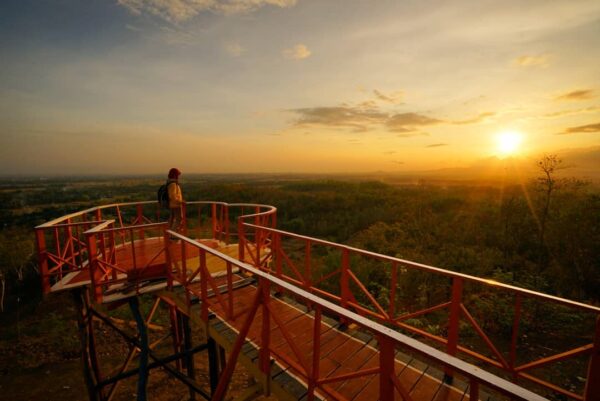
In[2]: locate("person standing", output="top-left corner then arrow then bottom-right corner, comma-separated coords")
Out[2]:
167,168 -> 184,234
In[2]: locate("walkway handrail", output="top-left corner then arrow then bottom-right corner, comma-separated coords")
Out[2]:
242,222 -> 600,400
35,200 -> 277,294
243,223 -> 600,314
167,230 -> 550,401
35,201 -> 158,229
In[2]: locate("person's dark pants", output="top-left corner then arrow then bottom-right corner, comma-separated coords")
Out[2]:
168,207 -> 182,235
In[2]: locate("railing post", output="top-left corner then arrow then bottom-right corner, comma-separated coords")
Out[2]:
259,279 -> 271,395
211,203 -> 218,239
256,225 -> 262,268
67,218 -> 76,270
584,315 -> 600,401
238,218 -> 245,263
304,240 -> 312,289
389,262 -> 398,321
447,277 -> 463,355
379,334 -> 395,401
445,277 -> 463,381
164,229 -> 173,289
469,379 -> 479,401
200,250 -> 208,322
181,202 -> 187,235
226,261 -> 233,319
341,249 -> 351,322
35,228 -> 50,293
308,306 -> 322,401
509,293 -> 522,378
136,204 -> 145,239
225,205 -> 230,244
85,233 -> 102,303
52,227 -> 61,279
109,224 -> 116,266
275,232 -> 282,278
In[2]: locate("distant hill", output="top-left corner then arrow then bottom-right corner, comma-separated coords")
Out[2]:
379,146 -> 600,185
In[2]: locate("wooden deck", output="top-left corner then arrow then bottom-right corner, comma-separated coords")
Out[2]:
197,282 -> 473,401
50,238 -> 252,299
54,236 -> 486,400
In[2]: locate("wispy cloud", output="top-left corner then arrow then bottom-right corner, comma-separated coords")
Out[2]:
290,106 -> 386,132
554,89 -> 595,101
118,0 -> 297,23
385,112 -> 440,133
282,44 -> 311,60
543,106 -> 600,118
290,106 -> 440,134
290,103 -> 496,135
450,112 -> 495,125
426,143 -> 448,148
373,89 -> 403,104
513,54 -> 551,68
558,122 -> 600,134
225,42 -> 245,57
125,24 -> 143,32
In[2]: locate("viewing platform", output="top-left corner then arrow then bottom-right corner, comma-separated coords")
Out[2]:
34,201 -> 600,401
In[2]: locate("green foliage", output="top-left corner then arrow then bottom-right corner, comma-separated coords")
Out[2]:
0,171 -> 598,361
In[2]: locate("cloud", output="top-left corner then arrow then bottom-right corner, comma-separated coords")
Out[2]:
543,106 -> 600,118
450,112 -> 495,125
426,143 -> 448,148
290,106 -> 386,132
125,24 -> 143,32
513,54 -> 550,68
282,44 -> 311,60
385,112 -> 440,132
290,105 -> 443,134
118,0 -> 297,23
555,89 -> 595,101
373,89 -> 403,104
396,132 -> 429,138
558,122 -> 600,135
357,100 -> 378,109
225,43 -> 245,57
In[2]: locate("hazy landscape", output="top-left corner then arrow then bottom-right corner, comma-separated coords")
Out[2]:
1,158 -> 599,399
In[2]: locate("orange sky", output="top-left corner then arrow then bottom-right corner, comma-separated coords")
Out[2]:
0,0 -> 599,175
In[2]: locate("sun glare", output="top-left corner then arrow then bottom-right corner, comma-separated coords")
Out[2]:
496,131 -> 522,156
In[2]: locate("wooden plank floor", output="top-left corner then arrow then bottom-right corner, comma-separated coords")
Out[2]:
206,284 -> 470,401
54,237 -> 477,400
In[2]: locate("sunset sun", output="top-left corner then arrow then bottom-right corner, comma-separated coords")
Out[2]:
496,131 -> 522,156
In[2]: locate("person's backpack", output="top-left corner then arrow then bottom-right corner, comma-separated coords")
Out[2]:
157,182 -> 169,209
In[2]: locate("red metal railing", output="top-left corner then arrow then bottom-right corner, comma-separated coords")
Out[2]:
35,201 -> 167,293
35,200 -> 599,400
85,221 -> 169,302
166,230 -> 552,401
241,223 -> 600,401
36,200 -> 276,301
